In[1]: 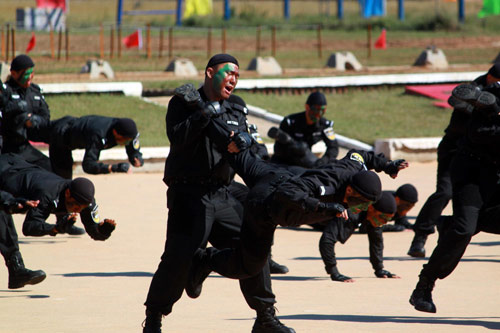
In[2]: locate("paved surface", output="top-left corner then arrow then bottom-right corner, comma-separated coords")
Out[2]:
0,161 -> 499,332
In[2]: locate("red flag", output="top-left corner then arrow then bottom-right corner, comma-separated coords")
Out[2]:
36,0 -> 66,11
122,29 -> 143,49
374,29 -> 387,49
26,33 -> 36,53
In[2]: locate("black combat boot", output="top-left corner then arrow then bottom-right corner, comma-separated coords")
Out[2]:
185,249 -> 212,299
6,251 -> 46,289
409,275 -> 437,313
252,306 -> 295,333
407,233 -> 428,257
269,258 -> 289,275
142,309 -> 162,333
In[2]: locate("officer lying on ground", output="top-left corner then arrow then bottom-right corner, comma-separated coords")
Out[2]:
0,153 -> 116,240
320,191 -> 399,282
48,115 -> 144,179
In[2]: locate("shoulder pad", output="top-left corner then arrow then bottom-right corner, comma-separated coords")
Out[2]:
230,102 -> 248,115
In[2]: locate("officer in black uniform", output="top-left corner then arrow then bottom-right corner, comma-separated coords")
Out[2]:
378,184 -> 418,232
409,83 -> 500,313
271,91 -> 339,168
0,55 -> 51,171
407,64 -> 500,257
48,115 -> 144,179
319,191 -> 399,282
0,190 -> 46,289
0,153 -> 116,240
143,54 -> 294,333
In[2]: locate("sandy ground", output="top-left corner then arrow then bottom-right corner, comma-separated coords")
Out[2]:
0,159 -> 499,333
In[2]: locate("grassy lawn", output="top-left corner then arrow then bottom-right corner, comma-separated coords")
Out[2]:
45,87 -> 450,147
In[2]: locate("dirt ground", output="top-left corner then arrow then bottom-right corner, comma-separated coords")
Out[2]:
0,160 -> 499,332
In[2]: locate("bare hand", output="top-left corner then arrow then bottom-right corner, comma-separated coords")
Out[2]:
337,210 -> 349,220
227,131 -> 241,153
133,157 -> 142,167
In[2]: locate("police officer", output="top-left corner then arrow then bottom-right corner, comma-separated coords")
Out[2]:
409,84 -> 500,313
271,91 -> 339,168
408,64 -> 500,257
378,184 -> 418,232
0,153 -> 116,240
183,118 -> 408,299
0,190 -> 46,289
143,54 -> 294,333
48,115 -> 144,179
320,191 -> 399,282
0,54 -> 51,171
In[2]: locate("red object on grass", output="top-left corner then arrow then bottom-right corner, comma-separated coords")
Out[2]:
26,33 -> 36,53
374,29 -> 387,49
36,0 -> 66,11
405,84 -> 459,109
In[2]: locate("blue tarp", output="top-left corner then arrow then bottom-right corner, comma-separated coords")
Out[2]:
359,0 -> 386,18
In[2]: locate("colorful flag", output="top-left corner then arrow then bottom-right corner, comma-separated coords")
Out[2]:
374,29 -> 387,49
122,29 -> 143,49
26,32 -> 36,53
36,0 -> 66,12
478,0 -> 500,18
184,0 -> 213,18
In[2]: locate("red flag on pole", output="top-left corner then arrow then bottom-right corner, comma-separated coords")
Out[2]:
36,0 -> 66,12
374,28 -> 387,49
122,29 -> 143,49
26,33 -> 36,53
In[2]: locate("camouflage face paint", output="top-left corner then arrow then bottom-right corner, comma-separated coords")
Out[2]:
19,68 -> 34,85
212,63 -> 236,91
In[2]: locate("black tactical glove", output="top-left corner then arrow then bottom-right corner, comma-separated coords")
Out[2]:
174,83 -> 202,105
84,219 -> 116,241
232,132 -> 253,150
384,159 -> 405,176
174,83 -> 221,118
267,127 -> 293,145
329,266 -> 353,282
5,197 -> 30,214
111,163 -> 130,173
374,269 -> 397,278
318,202 -> 345,215
15,100 -> 28,113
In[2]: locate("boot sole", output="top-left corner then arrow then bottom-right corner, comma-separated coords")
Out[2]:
9,274 -> 46,289
407,250 -> 425,258
409,296 -> 437,313
452,84 -> 497,108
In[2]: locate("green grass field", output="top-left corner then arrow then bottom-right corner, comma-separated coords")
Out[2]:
45,86 -> 451,147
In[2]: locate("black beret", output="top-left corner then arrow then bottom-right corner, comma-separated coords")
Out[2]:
113,118 -> 138,138
306,91 -> 327,106
487,63 -> 500,78
205,53 -> 239,70
69,178 -> 95,205
350,171 -> 382,202
10,54 -> 35,72
372,191 -> 397,214
395,183 -> 418,203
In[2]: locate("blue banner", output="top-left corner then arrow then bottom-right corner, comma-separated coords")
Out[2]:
359,0 -> 386,18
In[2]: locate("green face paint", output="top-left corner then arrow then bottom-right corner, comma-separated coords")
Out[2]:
19,68 -> 33,85
212,63 -> 236,91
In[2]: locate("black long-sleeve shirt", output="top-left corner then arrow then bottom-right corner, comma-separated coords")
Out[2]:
0,79 -> 50,151
50,115 -> 143,174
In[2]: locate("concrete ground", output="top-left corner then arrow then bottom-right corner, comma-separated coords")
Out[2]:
0,160 -> 499,332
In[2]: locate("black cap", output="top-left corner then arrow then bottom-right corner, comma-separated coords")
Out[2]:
205,54 -> 239,70
373,191 -> 397,214
350,171 -> 382,202
113,118 -> 138,138
306,91 -> 327,106
487,63 -> 500,78
69,178 -> 95,205
395,184 -> 418,203
10,54 -> 35,72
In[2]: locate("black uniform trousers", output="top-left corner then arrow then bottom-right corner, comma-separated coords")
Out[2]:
0,212 -> 19,262
319,218 -> 384,274
49,144 -> 74,179
413,136 -> 455,235
421,151 -> 498,280
2,143 -> 52,173
144,183 -> 275,315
